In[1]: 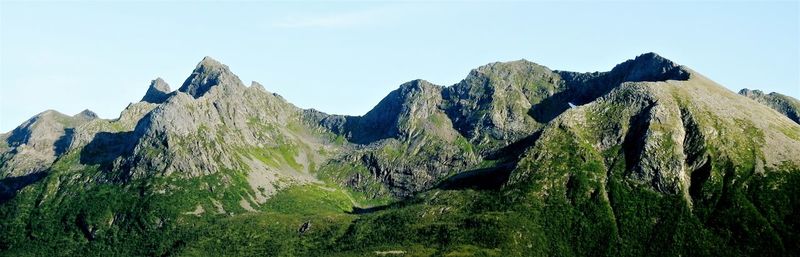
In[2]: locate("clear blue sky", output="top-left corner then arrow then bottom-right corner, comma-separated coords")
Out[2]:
1,1 -> 798,132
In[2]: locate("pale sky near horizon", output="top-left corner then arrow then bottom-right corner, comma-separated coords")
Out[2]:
1,1 -> 798,132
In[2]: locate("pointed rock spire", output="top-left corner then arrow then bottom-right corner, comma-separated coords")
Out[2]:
178,56 -> 244,98
141,78 -> 172,104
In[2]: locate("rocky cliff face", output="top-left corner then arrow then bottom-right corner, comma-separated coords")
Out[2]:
78,57 -> 341,204
140,78 -> 171,104
0,110 -> 97,178
739,88 -> 800,124
314,53 -> 700,198
496,71 -> 800,256
178,56 -> 245,98
1,57 -> 342,212
317,79 -> 478,197
510,73 -> 800,195
442,60 -> 561,151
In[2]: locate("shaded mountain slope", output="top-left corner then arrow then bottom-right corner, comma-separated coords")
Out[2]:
0,109 -> 97,178
314,53 -> 696,198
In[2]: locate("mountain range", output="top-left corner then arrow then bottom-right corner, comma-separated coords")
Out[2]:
1,53 -> 799,256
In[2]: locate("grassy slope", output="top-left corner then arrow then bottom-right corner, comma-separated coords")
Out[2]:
0,163 -> 358,257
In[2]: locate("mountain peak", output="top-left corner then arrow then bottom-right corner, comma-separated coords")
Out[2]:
608,52 -> 690,82
150,77 -> 170,91
400,79 -> 436,89
636,51 -> 662,59
178,56 -> 243,98
630,52 -> 676,69
74,109 -> 98,120
198,56 -> 224,69
141,77 -> 172,103
39,109 -> 65,117
473,59 -> 548,74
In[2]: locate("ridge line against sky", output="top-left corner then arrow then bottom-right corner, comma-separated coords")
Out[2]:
1,1 -> 798,132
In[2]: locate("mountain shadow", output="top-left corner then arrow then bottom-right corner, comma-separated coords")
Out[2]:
53,128 -> 74,156
0,172 -> 47,204
437,132 -> 541,191
80,131 -> 138,173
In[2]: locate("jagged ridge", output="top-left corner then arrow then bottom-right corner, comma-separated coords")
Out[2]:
739,88 -> 800,124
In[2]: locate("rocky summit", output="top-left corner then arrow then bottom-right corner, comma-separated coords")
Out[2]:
141,78 -> 172,104
1,53 -> 799,257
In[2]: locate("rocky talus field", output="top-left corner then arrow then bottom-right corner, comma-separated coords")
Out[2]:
1,53 -> 799,256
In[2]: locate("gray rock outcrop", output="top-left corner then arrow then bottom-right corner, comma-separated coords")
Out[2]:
0,110 -> 97,178
178,56 -> 245,98
739,88 -> 800,124
141,78 -> 172,103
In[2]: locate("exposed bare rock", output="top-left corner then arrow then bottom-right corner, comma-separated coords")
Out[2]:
73,57 -> 342,207
0,110 -> 96,178
141,77 -> 172,104
509,69 -> 800,204
442,60 -> 562,152
739,88 -> 800,124
178,56 -> 245,99
318,80 -> 479,197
